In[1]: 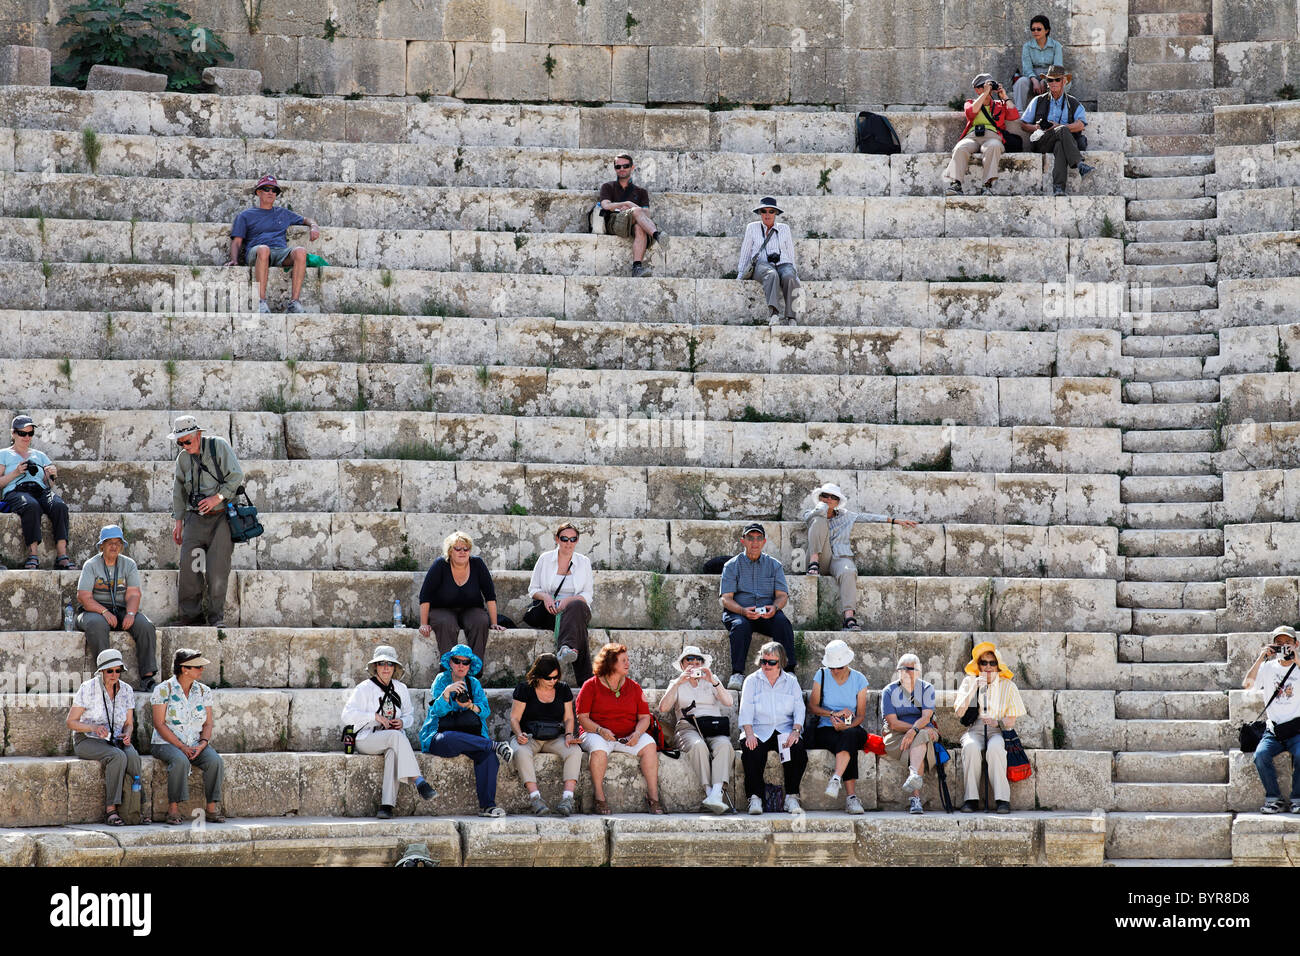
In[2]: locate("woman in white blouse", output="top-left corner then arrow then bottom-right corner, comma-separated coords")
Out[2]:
342,645 -> 437,819
736,196 -> 800,324
526,521 -> 594,684
739,640 -> 807,814
658,646 -> 734,814
66,649 -> 140,826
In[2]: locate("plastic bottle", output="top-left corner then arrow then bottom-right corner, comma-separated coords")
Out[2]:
63,602 -> 75,631
393,599 -> 403,628
131,774 -> 141,793
226,500 -> 237,519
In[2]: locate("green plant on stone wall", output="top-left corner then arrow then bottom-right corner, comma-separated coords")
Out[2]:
544,54 -> 556,77
58,357 -> 72,383
382,537 -> 421,572
647,572 -> 669,629
1277,84 -> 1299,100
1100,214 -> 1117,239
81,127 -> 102,173
242,0 -> 264,33
1277,340 -> 1292,373
322,15 -> 341,41
817,168 -> 832,194
625,12 -> 638,35
54,0 -> 233,92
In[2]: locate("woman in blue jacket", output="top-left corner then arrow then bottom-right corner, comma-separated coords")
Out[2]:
419,644 -> 512,817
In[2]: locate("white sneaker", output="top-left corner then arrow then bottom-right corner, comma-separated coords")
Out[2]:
556,645 -> 578,666
845,794 -> 865,814
902,770 -> 924,793
824,775 -> 842,798
748,795 -> 763,815
784,795 -> 802,814
702,793 -> 728,815
727,673 -> 744,691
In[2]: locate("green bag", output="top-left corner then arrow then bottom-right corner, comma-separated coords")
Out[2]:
281,253 -> 330,271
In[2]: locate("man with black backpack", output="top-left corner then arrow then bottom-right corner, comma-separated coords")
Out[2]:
169,416 -> 244,626
942,73 -> 1020,197
1023,65 -> 1094,196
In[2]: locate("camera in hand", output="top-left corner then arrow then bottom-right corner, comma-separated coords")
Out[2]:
188,491 -> 205,508
25,461 -> 39,476
973,126 -> 986,137
453,682 -> 472,704
1275,644 -> 1297,662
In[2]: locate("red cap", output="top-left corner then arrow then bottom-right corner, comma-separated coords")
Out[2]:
253,174 -> 282,194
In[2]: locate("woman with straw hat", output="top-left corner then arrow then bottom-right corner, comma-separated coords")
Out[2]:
76,524 -> 158,692
66,649 -> 141,826
954,642 -> 1026,813
342,645 -> 437,819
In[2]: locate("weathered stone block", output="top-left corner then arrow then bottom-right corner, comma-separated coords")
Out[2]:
0,44 -> 49,85
86,65 -> 167,92
202,67 -> 262,96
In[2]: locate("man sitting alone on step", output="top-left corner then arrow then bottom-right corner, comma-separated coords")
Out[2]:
226,174 -> 322,313
597,153 -> 669,278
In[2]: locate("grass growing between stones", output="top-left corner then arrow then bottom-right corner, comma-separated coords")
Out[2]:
647,572 -> 669,629
258,386 -> 305,414
81,128 -> 101,173
942,266 -> 1005,283
735,405 -> 796,423
1278,340 -> 1291,373
382,538 -> 421,572
372,440 -> 457,461
1211,397 -> 1232,452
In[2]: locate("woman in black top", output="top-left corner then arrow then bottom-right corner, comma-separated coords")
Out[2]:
418,531 -> 504,661
506,653 -> 581,815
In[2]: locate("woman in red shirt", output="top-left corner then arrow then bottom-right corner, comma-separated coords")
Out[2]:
576,642 -> 662,814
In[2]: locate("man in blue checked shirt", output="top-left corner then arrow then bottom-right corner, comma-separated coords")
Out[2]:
720,522 -> 796,690
1023,65 -> 1094,196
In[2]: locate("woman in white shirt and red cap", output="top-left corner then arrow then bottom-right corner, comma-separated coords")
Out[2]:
658,645 -> 734,814
954,641 -> 1026,813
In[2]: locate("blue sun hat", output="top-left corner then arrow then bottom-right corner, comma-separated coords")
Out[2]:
97,525 -> 126,550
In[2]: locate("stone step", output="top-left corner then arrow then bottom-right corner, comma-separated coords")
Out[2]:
1107,858 -> 1234,866
1128,451 -> 1217,475
1122,378 -> 1219,403
1121,474 -> 1222,504
1121,429 -> 1216,453
1125,308 -> 1218,335
1126,111 -> 1212,136
1123,555 -> 1223,582
1115,692 -> 1227,720
1114,751 -> 1227,783
1124,717 -> 1229,750
1129,355 -> 1207,381
1128,661 -> 1230,689
1128,0 -> 1209,15
1126,133 -> 1216,157
1126,34 -> 1214,66
1123,175 -> 1207,200
1128,61 -> 1215,91
1127,218 -> 1207,242
1127,197 -> 1216,222
1117,401 -> 1215,430
1127,12 -> 1211,36
1117,581 -> 1224,608
1124,502 -> 1218,530
0,569 -> 1131,633
1130,609 -> 1221,634
1125,262 -> 1213,287
1120,333 -> 1218,358
1126,154 -> 1214,178
1113,782 -> 1227,812
1119,528 -> 1222,556
1099,89 -> 1242,113
1118,632 -> 1226,663
1123,241 -> 1217,266
1146,285 -> 1218,312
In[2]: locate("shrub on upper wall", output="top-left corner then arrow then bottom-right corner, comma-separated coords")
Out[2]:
54,0 -> 232,92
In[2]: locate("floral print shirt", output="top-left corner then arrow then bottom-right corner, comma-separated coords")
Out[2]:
150,676 -> 213,748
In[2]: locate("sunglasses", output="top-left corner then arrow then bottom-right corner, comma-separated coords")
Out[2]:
543,673 -> 560,680
979,661 -> 999,668
898,666 -> 916,672
103,668 -> 123,674
1047,78 -> 1064,83
13,429 -> 34,437
818,493 -> 840,500
743,534 -> 766,542
613,162 -> 632,170
450,657 -> 471,666
759,209 -> 777,215
256,186 -> 280,193
452,545 -> 470,552
760,658 -> 780,666
682,656 -> 704,664
1030,26 -> 1045,31
558,535 -> 578,543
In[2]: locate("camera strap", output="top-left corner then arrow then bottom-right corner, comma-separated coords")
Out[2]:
1255,662 -> 1298,723
100,678 -> 116,741
370,675 -> 402,720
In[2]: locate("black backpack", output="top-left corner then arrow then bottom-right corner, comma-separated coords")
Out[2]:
855,111 -> 900,155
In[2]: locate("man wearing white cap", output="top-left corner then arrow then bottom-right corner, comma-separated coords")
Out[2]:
169,416 -> 244,626
76,524 -> 158,691
1244,625 -> 1300,814
801,482 -> 918,631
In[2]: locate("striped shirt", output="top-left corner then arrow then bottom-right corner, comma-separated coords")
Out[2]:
954,674 -> 1026,721
801,504 -> 890,558
719,551 -> 788,608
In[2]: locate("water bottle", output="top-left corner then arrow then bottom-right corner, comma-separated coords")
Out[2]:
63,602 -> 75,631
226,500 -> 237,519
131,774 -> 141,793
392,599 -> 402,628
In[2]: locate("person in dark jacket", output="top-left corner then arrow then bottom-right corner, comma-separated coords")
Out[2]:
417,531 -> 505,662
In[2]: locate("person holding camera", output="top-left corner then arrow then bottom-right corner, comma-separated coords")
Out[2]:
150,648 -> 226,825
720,523 -> 796,691
507,652 -> 581,816
1023,65 -> 1094,196
342,645 -> 437,819
736,198 -> 800,324
418,643 -> 511,817
658,646 -> 734,814
1,415 -> 72,570
76,525 -> 158,692
1243,625 -> 1300,813
66,649 -> 140,826
169,416 -> 244,627
943,74 -> 1021,197
954,642 -> 1025,813
525,521 -> 594,685
809,640 -> 870,814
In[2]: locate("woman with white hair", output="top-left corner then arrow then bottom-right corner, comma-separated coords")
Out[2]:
802,482 -> 918,631
881,652 -> 939,814
342,645 -> 437,819
658,645 -> 734,814
417,530 -> 505,661
807,639 -> 869,813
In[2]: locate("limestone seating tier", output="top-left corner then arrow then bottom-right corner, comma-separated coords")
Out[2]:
0,814 -> 1109,867
0,359 -> 1123,428
1215,230 -> 1300,280
1222,576 -> 1300,631
1220,372 -> 1300,423
2,172 -> 1126,239
1231,817 -> 1300,867
0,628 -> 1131,698
1222,466 -> 1300,519
1211,102 -> 1300,149
2,128 -> 1127,197
1218,277 -> 1300,329
6,312 -> 1128,377
1211,142 -> 1300,192
0,569 -> 1131,633
1214,186 -> 1300,236
40,460 -> 1126,524
1223,523 -> 1300,577
1,511 -> 1121,579
0,89 -> 1129,154
0,217 -> 1126,284
1208,322 -> 1300,377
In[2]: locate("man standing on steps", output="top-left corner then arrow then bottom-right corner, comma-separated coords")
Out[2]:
169,416 -> 244,627
1023,66 -> 1095,196
1243,625 -> 1300,814
720,523 -> 796,690
226,174 -> 322,314
597,153 -> 669,278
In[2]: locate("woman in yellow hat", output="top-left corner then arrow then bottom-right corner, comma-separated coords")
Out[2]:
954,642 -> 1025,813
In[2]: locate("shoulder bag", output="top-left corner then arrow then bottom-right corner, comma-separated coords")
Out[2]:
196,438 -> 263,543
1240,662 -> 1298,752
740,226 -> 776,280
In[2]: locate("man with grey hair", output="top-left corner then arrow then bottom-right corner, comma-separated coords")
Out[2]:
1243,625 -> 1300,813
169,416 -> 244,626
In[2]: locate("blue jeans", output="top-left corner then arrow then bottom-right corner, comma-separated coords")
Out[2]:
1254,730 -> 1300,800
426,731 -> 499,808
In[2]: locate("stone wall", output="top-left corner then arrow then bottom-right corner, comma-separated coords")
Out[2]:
1213,0 -> 1300,101
0,0 -> 1128,104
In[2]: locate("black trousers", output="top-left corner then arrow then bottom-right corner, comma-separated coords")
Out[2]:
4,486 -> 69,546
741,731 -> 808,799
723,609 -> 795,675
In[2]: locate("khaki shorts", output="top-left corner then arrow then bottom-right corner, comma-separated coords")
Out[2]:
608,210 -> 637,238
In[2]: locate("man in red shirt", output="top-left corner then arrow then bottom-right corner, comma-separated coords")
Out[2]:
943,74 -> 1020,197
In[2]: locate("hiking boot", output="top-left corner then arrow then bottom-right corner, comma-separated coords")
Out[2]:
995,800 -> 1011,814
556,794 -> 574,816
902,770 -> 924,793
909,796 -> 924,814
415,780 -> 437,800
528,792 -> 549,815
748,795 -> 763,815
286,299 -> 305,313
376,805 -> 394,819
479,805 -> 506,818
943,181 -> 963,197
556,645 -> 578,666
845,794 -> 865,815
1052,184 -> 1066,197
1077,162 -> 1095,178
630,263 -> 647,277
727,673 -> 744,691
960,799 -> 978,813
1262,798 -> 1287,814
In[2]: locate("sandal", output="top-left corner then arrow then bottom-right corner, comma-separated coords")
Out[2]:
165,812 -> 184,826
54,555 -> 73,570
842,614 -> 861,631
594,798 -> 610,816
646,798 -> 664,815
806,561 -> 820,576
207,809 -> 226,823
22,555 -> 38,570
105,810 -> 124,826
